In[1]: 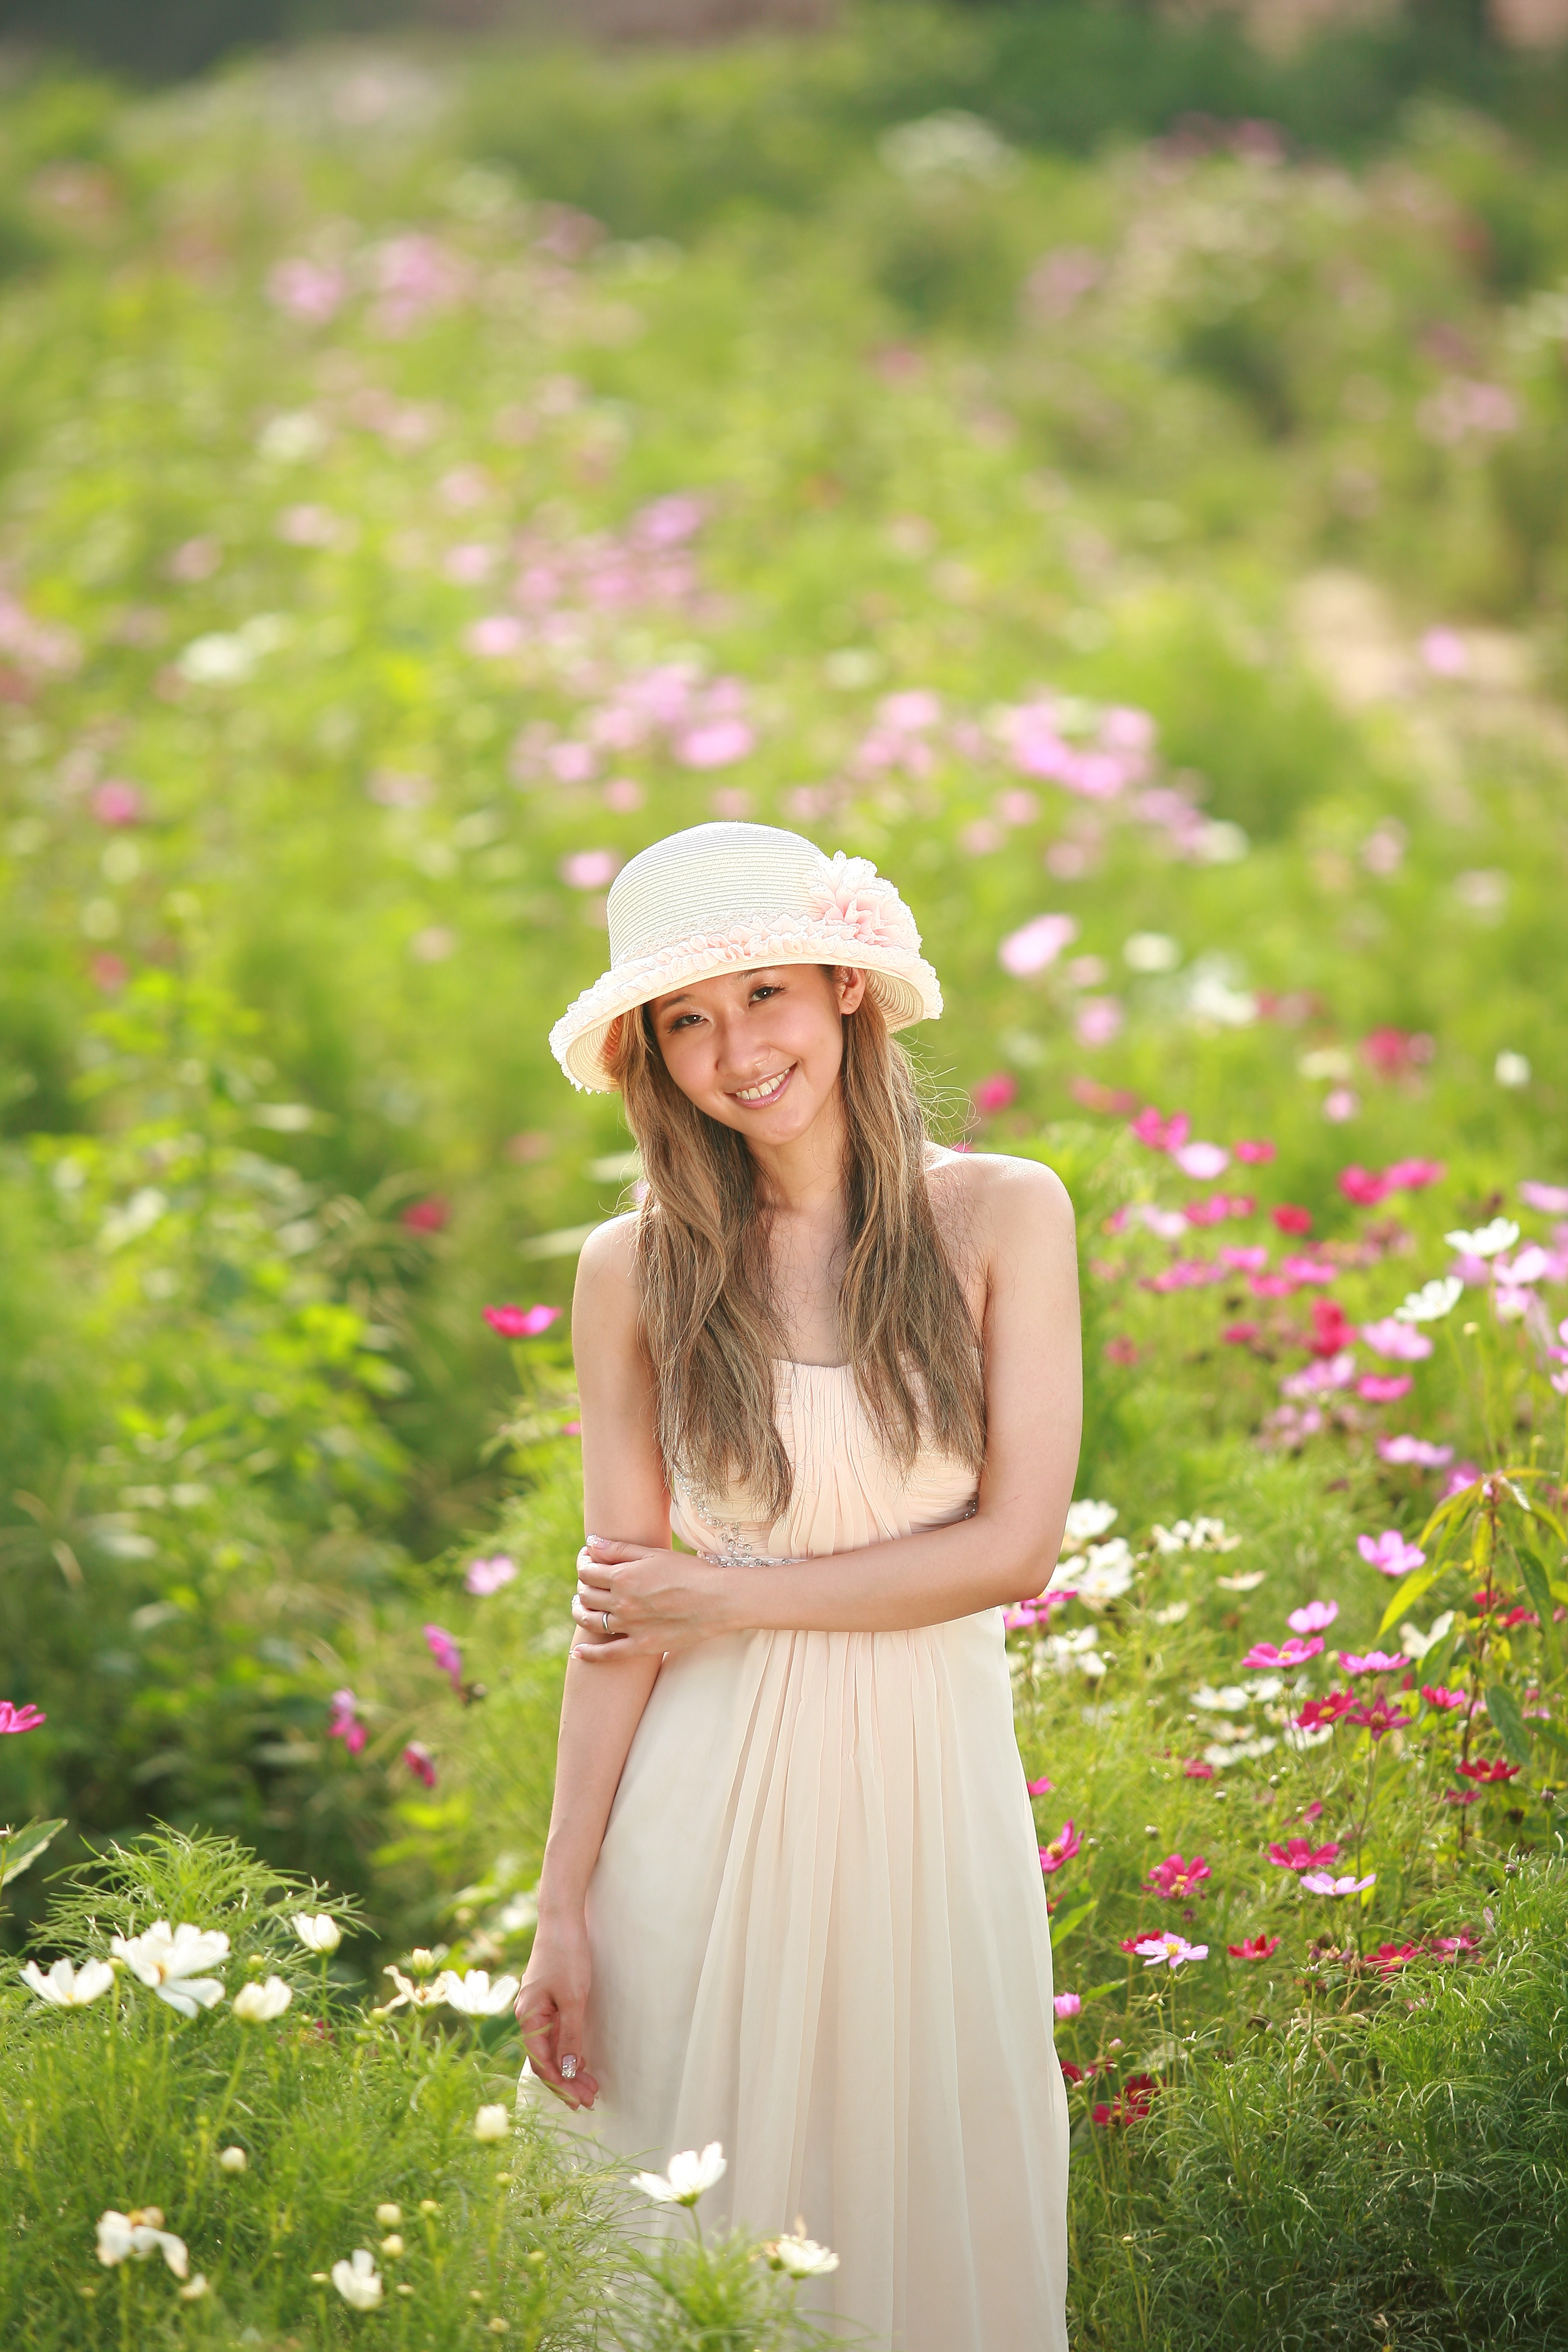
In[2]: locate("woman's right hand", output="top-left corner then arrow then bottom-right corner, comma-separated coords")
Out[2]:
515,1914 -> 598,2110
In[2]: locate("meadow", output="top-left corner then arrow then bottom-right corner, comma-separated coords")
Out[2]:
2,8 -> 1568,2343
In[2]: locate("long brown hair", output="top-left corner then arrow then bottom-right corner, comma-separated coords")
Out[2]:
608,976 -> 986,1522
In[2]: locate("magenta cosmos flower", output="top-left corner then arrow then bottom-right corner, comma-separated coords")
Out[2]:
484,1303 -> 561,1339
0,1700 -> 45,1734
402,1742 -> 437,1788
1241,1635 -> 1324,1670
326,1689 -> 366,1756
1287,1600 -> 1338,1635
1269,1838 -> 1341,1873
423,1625 -> 463,1689
1039,1821 -> 1081,1874
1145,1852 -> 1211,1900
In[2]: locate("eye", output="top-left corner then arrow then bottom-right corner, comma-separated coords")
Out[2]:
748,983 -> 782,1003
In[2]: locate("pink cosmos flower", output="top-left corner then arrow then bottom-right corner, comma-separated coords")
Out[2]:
1241,1635 -> 1324,1670
1039,1822 -> 1081,1874
1272,1204 -> 1313,1236
1421,1685 -> 1468,1712
1520,1181 -> 1568,1215
1301,1871 -> 1376,1896
1357,1530 -> 1425,1578
1130,1107 -> 1191,1153
401,1198 -> 449,1234
465,1555 -> 517,1597
1339,1165 -> 1389,1207
1357,1373 -> 1413,1404
1053,1991 -> 1082,2018
1455,1758 -> 1520,1784
423,1625 -> 463,1690
1346,1693 -> 1404,1740
1440,1462 -> 1482,1500
1172,1140 -> 1229,1181
998,913 -> 1077,977
484,1304 -> 561,1339
402,1742 -> 437,1788
1324,1088 -> 1359,1123
1183,1759 -> 1216,1780
1359,1319 -> 1434,1362
1287,1599 -> 1338,1635
1295,1691 -> 1355,1732
1338,1649 -> 1406,1676
326,1689 -> 366,1757
1377,1435 -> 1453,1468
1026,1775 -> 1055,1796
1075,996 -> 1124,1048
1269,1839 -> 1341,1872
1228,1934 -> 1280,1961
0,1700 -> 45,1734
1383,1158 -> 1444,1192
560,850 -> 619,891
1220,1245 -> 1269,1272
1145,1852 -> 1211,1900
973,1073 -> 1018,1115
1233,1139 -> 1276,1164
1135,1933 -> 1208,1969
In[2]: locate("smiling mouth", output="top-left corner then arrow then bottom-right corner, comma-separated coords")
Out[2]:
731,1066 -> 795,1107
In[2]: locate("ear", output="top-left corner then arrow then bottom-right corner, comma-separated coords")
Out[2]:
834,967 -> 868,1015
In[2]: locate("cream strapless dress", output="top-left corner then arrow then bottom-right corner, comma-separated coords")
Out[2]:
551,1361 -> 1068,2350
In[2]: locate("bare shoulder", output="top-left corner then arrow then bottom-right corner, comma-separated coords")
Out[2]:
574,1212 -> 641,1333
928,1146 -> 1075,1249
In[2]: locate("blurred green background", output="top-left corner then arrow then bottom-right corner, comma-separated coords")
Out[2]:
0,0 -> 1565,1952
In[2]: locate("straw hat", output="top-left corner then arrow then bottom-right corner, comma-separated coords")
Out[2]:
549,821 -> 942,1093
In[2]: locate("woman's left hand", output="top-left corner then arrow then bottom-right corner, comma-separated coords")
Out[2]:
572,1537 -> 736,1661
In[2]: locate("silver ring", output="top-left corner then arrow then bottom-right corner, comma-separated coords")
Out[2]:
602,1611 -> 612,1637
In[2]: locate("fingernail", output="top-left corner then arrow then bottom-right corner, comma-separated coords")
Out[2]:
559,2055 -> 578,2080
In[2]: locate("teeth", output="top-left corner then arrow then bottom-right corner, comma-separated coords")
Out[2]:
734,1071 -> 788,1102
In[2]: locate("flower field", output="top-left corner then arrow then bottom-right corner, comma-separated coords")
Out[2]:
3,9 -> 1568,2344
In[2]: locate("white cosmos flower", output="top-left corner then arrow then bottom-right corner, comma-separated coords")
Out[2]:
21,1956 -> 115,2008
233,1975 -> 293,2023
473,2104 -> 511,2141
1444,1218 -> 1520,1260
764,2232 -> 841,2278
1394,1276 -> 1464,1325
1073,1538 -> 1135,1608
96,2209 -> 190,2277
1059,1499 -> 1117,1553
438,1968 -> 521,2017
331,2249 -> 384,2310
290,1912 -> 341,1954
632,2144 -> 727,2206
374,1964 -> 449,2016
109,1922 -> 229,2019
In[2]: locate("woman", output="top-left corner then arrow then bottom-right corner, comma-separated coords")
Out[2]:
517,820 -> 1080,2351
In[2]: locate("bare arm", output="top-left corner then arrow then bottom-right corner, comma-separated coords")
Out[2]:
514,1215 -> 664,2108
575,1158 -> 1082,1651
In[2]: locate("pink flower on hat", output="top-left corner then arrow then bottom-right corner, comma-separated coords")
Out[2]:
804,853 -> 919,951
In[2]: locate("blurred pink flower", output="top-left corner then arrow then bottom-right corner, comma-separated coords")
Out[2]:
1233,1139 -> 1276,1164
1357,1530 -> 1425,1578
1183,1758 -> 1216,1779
675,719 -> 753,769
326,1689 -> 366,1757
972,1073 -> 1018,1115
877,689 -> 941,731
1075,996 -> 1124,1048
0,1700 -> 45,1734
1026,1775 -> 1055,1795
1272,1205 -> 1313,1236
485,1304 -> 561,1339
997,788 -> 1039,825
1323,1087 -> 1359,1123
268,256 -> 348,323
560,850 -> 619,891
402,1742 -> 437,1788
1420,626 -> 1468,678
465,1555 -> 517,1597
1377,1434 -> 1452,1468
1339,1165 -> 1388,1206
1145,1852 -> 1210,1900
1520,1181 -> 1568,1214
1359,1319 -> 1433,1361
1440,1462 -> 1482,1500
1053,1991 -> 1082,2018
1421,1685 -> 1468,1712
998,913 -> 1077,976
1301,1871 -> 1375,1896
1039,1821 -> 1081,1874
423,1625 -> 463,1690
1357,1373 -> 1413,1403
91,780 -> 143,825
1130,1107 -> 1189,1153
1287,1599 -> 1338,1635
401,1198 -> 449,1234
468,615 -> 527,658
1338,1649 -> 1406,1676
1172,1141 -> 1229,1180
1220,1246 -> 1269,1272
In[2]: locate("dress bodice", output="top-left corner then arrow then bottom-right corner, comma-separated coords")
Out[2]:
668,1359 -> 979,1567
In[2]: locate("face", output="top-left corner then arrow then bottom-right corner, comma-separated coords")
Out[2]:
648,964 -> 867,1146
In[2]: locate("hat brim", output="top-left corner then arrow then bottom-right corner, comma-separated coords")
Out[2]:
550,929 -> 943,1093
